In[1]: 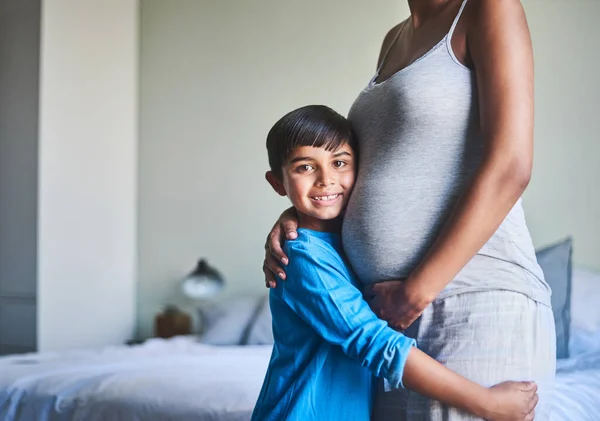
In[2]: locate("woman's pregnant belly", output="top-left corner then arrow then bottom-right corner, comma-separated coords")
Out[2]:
341,161 -> 464,285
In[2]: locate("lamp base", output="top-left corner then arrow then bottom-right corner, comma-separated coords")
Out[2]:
154,306 -> 192,338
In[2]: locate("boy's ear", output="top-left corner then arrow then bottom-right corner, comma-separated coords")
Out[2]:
265,171 -> 287,196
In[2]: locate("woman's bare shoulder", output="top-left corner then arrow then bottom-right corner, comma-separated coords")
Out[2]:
465,0 -> 528,29
377,19 -> 409,68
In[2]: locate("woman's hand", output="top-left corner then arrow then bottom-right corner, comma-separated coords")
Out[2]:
262,207 -> 299,288
364,280 -> 433,331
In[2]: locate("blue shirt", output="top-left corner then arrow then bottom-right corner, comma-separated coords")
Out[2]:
251,229 -> 416,421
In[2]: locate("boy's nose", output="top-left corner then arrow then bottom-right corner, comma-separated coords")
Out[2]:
316,170 -> 335,186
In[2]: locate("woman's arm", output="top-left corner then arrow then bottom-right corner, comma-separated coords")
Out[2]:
368,0 -> 535,330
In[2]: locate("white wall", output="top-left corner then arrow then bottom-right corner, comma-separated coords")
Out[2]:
37,0 -> 138,351
522,0 -> 600,270
138,0 -> 408,338
138,0 -> 599,338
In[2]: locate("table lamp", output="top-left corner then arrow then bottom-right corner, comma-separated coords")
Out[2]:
181,259 -> 225,333
181,259 -> 225,300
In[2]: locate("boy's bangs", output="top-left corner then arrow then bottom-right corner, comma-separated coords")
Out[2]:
266,105 -> 356,176
286,124 -> 350,156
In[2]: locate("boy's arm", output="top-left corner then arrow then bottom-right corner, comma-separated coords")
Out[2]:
283,245 -> 537,419
402,348 -> 538,420
403,347 -> 488,417
282,244 -> 415,388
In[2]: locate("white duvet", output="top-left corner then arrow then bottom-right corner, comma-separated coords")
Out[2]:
1,336 -> 599,421
551,327 -> 600,421
552,350 -> 600,421
0,338 -> 271,421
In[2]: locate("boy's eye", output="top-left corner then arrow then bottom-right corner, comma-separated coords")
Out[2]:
296,164 -> 313,172
333,160 -> 347,168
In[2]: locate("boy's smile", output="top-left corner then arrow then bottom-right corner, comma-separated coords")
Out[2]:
267,144 -> 356,232
310,193 -> 342,206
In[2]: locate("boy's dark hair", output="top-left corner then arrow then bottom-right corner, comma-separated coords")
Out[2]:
266,105 -> 357,178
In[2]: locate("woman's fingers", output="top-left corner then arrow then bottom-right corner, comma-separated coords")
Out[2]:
363,284 -> 377,300
396,314 -> 416,331
366,292 -> 384,317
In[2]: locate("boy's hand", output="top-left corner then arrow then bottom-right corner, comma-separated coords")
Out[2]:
484,381 -> 538,421
262,207 -> 299,288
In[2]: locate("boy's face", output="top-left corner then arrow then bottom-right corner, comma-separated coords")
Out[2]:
267,143 -> 356,230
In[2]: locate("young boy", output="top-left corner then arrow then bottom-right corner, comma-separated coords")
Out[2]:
251,105 -> 538,421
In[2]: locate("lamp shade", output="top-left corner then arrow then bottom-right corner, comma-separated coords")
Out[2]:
181,259 -> 224,300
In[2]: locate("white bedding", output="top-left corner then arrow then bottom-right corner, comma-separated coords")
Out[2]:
552,349 -> 600,421
2,337 -> 599,421
1,337 -> 600,420
0,338 -> 271,421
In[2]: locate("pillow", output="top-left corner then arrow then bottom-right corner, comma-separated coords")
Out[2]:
244,295 -> 274,345
535,238 -> 573,359
198,295 -> 263,346
570,267 -> 600,334
569,266 -> 600,357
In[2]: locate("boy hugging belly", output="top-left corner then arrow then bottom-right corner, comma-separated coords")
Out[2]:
251,105 -> 538,421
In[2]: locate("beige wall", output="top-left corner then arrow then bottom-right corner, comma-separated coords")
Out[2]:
138,0 -> 599,339
38,0 -> 138,351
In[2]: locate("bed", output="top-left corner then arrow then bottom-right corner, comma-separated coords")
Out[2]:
550,265 -> 600,421
1,262 -> 599,420
554,346 -> 600,420
1,332 -> 599,421
0,339 -> 272,421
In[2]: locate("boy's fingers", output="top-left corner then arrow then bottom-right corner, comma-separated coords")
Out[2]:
520,381 -> 536,391
530,393 -> 539,408
525,409 -> 535,421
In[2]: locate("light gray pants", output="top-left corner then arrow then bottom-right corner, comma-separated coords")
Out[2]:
373,290 -> 556,421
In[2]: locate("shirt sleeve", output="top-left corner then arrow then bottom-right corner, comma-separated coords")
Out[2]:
280,243 -> 416,389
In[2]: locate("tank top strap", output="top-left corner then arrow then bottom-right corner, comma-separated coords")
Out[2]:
448,0 -> 468,41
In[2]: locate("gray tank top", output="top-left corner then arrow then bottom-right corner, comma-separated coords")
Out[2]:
342,0 -> 551,305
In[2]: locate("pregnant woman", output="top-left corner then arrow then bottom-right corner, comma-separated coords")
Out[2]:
263,0 -> 556,419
